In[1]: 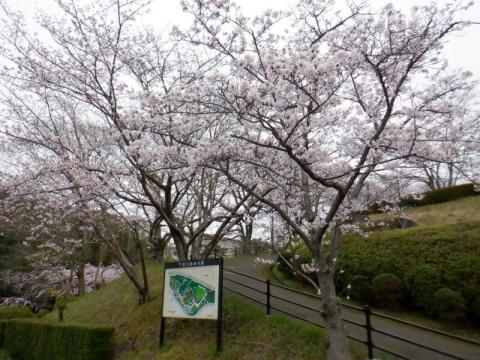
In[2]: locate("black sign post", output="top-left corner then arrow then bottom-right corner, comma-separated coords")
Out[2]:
216,257 -> 223,352
159,257 -> 223,353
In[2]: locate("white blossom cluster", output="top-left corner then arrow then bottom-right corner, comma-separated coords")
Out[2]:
253,257 -> 277,266
0,297 -> 32,307
0,264 -> 124,300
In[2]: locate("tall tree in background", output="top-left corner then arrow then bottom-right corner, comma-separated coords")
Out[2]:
391,73 -> 479,190
0,0 -> 249,269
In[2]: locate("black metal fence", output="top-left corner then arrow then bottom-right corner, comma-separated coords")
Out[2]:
222,267 -> 480,360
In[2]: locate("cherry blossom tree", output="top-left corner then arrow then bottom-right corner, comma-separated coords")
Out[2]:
389,73 -> 479,190
179,0 -> 475,357
0,0 -> 257,305
231,187 -> 263,254
0,81 -> 153,301
178,168 -> 254,258
0,169 -> 150,301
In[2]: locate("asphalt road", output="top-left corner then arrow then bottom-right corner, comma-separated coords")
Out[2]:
224,256 -> 480,360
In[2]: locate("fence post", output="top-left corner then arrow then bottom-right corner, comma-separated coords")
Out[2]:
266,279 -> 271,315
234,247 -> 237,257
364,305 -> 374,360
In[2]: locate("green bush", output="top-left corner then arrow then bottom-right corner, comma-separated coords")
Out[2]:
432,288 -> 466,322
0,306 -> 33,320
348,275 -> 372,304
372,273 -> 403,308
399,183 -> 478,208
403,266 -> 443,315
461,284 -> 480,325
0,319 -> 114,360
398,196 -> 422,208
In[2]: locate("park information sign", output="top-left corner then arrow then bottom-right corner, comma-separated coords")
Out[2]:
163,259 -> 220,319
159,258 -> 223,351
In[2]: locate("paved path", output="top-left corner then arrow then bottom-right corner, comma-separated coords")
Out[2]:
224,255 -> 480,360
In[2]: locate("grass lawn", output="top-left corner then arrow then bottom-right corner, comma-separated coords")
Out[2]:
0,261 -> 396,359
370,195 -> 480,226
36,261 -> 330,360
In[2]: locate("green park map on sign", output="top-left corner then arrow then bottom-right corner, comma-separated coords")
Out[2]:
169,274 -> 215,316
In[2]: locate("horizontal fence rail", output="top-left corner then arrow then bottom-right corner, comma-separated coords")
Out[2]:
223,266 -> 480,360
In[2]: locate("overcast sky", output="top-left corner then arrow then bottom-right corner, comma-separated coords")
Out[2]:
4,0 -> 480,80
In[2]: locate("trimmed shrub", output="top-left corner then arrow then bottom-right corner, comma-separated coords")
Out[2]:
463,284 -> 480,325
348,275 -> 372,304
432,288 -> 466,323
399,183 -> 478,208
372,273 -> 404,308
423,184 -> 477,204
404,265 -> 442,315
398,196 -> 422,208
0,306 -> 33,320
0,319 -> 114,360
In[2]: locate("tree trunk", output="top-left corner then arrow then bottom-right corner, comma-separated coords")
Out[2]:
107,238 -> 151,304
133,232 -> 150,304
94,244 -> 105,288
153,245 -> 165,261
76,263 -> 86,296
174,239 -> 187,260
317,270 -> 351,360
93,215 -> 150,303
448,163 -> 454,187
77,227 -> 89,295
119,257 -> 149,304
242,222 -> 253,254
169,229 -> 188,261
149,220 -> 166,262
191,235 -> 203,259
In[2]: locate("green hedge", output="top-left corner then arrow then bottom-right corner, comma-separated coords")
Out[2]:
399,183 -> 478,208
0,306 -> 33,320
0,319 -> 114,360
276,221 -> 480,323
336,221 -> 480,323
